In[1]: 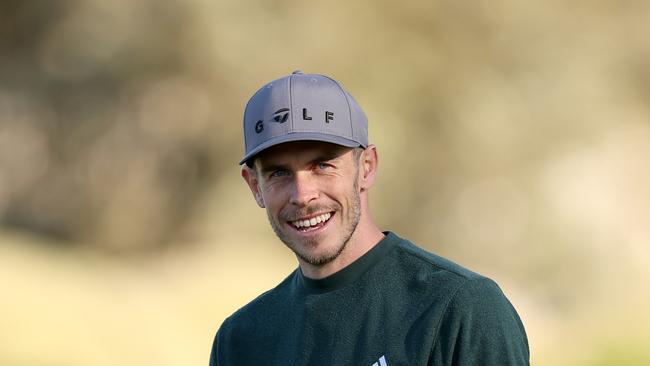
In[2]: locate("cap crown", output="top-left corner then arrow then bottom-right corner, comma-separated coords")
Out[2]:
240,72 -> 368,165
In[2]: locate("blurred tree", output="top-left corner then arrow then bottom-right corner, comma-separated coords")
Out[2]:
0,0 -> 226,252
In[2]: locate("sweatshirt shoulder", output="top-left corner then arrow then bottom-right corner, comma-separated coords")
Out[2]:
226,269 -> 297,324
212,270 -> 298,365
391,235 -> 484,281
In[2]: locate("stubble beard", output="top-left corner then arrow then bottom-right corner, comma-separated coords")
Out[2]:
266,173 -> 361,267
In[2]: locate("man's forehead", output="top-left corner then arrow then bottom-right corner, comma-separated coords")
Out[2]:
256,141 -> 351,166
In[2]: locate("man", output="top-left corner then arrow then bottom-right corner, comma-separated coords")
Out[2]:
210,71 -> 529,365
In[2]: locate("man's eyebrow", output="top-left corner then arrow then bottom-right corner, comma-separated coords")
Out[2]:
258,151 -> 345,172
309,152 -> 342,165
258,162 -> 287,174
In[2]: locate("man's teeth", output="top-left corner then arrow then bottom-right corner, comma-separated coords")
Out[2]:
291,213 -> 331,229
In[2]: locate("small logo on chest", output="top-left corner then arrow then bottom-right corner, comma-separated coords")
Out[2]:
371,355 -> 388,366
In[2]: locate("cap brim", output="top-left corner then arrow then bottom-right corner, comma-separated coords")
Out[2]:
239,132 -> 364,165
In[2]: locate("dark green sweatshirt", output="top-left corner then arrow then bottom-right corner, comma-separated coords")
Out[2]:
210,232 -> 529,365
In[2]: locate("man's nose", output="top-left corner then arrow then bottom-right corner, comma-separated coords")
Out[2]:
289,171 -> 319,207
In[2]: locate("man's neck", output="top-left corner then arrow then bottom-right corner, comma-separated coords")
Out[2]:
298,222 -> 384,279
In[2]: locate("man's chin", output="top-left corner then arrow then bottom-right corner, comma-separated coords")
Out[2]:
290,239 -> 347,267
294,248 -> 341,267
271,221 -> 349,267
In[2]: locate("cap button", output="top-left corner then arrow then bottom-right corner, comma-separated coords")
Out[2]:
292,70 -> 303,74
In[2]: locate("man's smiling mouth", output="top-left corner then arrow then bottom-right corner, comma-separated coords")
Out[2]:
289,212 -> 333,231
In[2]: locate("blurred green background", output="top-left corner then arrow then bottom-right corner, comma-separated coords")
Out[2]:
1,0 -> 649,365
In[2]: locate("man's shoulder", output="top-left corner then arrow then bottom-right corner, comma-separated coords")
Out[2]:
389,234 -> 529,357
212,270 -> 301,365
389,233 -> 485,282
223,269 -> 298,328
384,233 -> 520,313
370,233 -> 504,318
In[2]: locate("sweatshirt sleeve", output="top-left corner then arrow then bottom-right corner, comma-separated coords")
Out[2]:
430,277 -> 530,365
209,317 -> 232,366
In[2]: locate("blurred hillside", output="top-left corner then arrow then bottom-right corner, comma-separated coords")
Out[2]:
1,0 -> 649,365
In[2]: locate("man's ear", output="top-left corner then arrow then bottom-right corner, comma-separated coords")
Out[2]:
359,144 -> 378,192
241,164 -> 265,208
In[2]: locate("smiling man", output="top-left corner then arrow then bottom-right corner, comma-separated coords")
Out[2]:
209,71 -> 530,365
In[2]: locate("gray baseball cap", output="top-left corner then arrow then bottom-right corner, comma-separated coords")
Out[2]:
240,71 -> 368,165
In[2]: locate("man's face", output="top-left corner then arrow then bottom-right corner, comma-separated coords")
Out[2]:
247,141 -> 362,267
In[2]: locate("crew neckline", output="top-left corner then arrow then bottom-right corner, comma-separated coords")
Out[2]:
296,231 -> 400,295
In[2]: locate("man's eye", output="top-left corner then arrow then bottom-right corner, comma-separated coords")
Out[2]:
270,169 -> 289,178
317,162 -> 329,170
